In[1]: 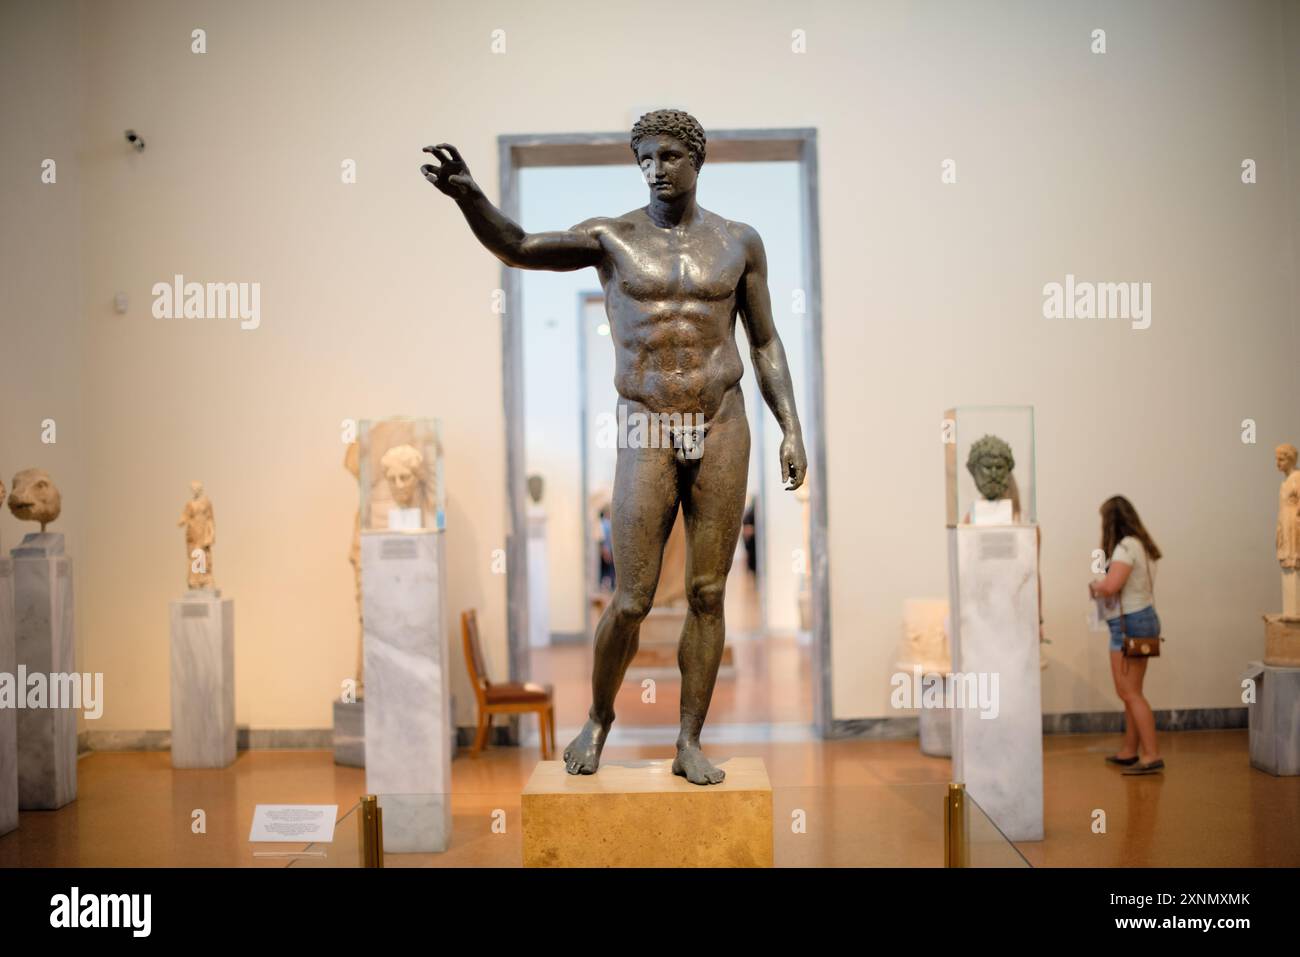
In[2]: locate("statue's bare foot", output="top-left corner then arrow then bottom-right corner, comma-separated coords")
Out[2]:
672,743 -> 725,785
562,719 -> 608,775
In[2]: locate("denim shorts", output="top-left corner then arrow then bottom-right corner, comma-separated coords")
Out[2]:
1107,605 -> 1161,653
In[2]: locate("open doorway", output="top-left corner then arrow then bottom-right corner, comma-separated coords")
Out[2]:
502,130 -> 831,741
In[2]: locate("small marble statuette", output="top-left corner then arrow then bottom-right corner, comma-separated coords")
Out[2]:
1268,444 -> 1300,662
381,444 -> 426,531
1275,445 -> 1300,585
8,469 -> 61,532
177,480 -> 216,591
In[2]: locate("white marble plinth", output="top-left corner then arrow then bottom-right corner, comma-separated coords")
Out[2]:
333,698 -> 364,767
918,677 -> 953,758
1245,661 -> 1300,776
1283,571 -> 1300,619
12,534 -> 77,810
526,512 -> 550,648
362,531 -> 451,852
0,558 -> 17,835
947,525 -> 1043,841
169,594 -> 235,768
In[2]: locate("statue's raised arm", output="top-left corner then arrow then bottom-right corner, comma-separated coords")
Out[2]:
421,143 -> 602,272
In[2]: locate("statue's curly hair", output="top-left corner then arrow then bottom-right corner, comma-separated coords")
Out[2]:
381,443 -> 425,479
966,434 -> 1014,471
630,109 -> 707,170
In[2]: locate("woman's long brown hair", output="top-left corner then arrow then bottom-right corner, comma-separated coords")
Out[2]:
1101,495 -> 1162,562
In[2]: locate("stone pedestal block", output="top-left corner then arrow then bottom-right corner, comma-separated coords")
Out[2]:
0,558 -> 17,835
12,534 -> 76,811
947,525 -> 1043,842
169,592 -> 235,769
522,757 -> 773,867
362,531 -> 451,853
1246,661 -> 1300,776
332,699 -> 364,768
918,678 -> 954,758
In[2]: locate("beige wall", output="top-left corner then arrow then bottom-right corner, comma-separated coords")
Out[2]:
3,0 -> 1299,732
0,0 -> 87,726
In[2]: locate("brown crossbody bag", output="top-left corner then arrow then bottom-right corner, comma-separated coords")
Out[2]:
1119,547 -> 1163,659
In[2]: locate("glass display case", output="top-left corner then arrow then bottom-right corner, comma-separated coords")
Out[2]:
944,406 -> 1035,526
358,417 -> 445,532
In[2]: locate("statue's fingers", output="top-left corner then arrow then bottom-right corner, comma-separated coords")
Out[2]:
435,143 -> 463,163
424,146 -> 453,164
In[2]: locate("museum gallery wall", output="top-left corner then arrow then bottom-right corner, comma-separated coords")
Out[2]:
2,0 -> 1300,738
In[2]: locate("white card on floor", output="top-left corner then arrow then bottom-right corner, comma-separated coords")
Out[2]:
249,804 -> 339,843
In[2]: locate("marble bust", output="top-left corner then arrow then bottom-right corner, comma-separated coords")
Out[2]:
8,468 -> 61,531
380,444 -> 425,530
178,480 -> 216,590
381,444 -> 423,506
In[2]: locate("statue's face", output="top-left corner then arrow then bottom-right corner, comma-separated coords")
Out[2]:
8,468 -> 61,526
386,464 -> 418,507
1278,448 -> 1296,473
190,480 -> 203,498
636,134 -> 697,201
969,451 -> 1012,500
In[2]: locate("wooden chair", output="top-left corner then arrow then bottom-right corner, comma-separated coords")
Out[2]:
460,609 -> 557,759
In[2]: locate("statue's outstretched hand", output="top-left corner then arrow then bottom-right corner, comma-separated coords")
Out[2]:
781,432 -> 807,491
421,143 -> 477,199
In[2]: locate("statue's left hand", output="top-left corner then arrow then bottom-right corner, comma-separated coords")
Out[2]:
780,432 -> 807,490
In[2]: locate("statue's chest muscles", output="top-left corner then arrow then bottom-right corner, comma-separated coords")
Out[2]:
605,228 -> 743,303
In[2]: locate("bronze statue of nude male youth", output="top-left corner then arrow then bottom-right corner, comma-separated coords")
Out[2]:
421,110 -> 806,784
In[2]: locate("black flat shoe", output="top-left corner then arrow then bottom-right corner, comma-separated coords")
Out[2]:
1122,759 -> 1165,775
1105,754 -> 1140,766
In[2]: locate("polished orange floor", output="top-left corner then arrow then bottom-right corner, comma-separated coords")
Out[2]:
1,730 -> 1294,867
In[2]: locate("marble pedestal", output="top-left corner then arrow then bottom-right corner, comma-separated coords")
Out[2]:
522,758 -> 773,867
362,531 -> 451,853
169,591 -> 235,768
12,534 -> 77,810
1245,661 -> 1300,776
0,558 -> 17,835
332,699 -> 364,767
526,510 -> 550,648
918,676 -> 954,758
946,525 -> 1043,842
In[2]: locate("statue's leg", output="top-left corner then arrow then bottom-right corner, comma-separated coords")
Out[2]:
673,388 -> 750,785
562,424 -> 679,774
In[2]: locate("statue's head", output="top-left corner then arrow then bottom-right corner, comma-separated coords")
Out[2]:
630,109 -> 705,201
966,435 -> 1015,501
1277,443 -> 1297,474
527,474 -> 544,505
190,479 -> 204,499
8,468 -> 61,527
381,444 -> 424,508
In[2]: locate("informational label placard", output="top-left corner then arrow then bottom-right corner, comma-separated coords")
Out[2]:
248,804 -> 339,843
